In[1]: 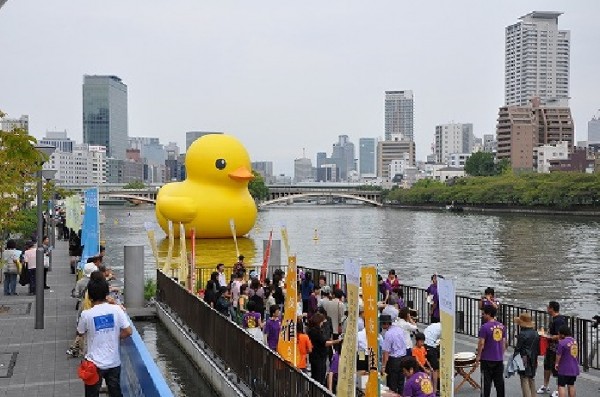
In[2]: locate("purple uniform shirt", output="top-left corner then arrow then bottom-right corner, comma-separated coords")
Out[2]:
478,320 -> 506,361
403,372 -> 436,397
263,318 -> 281,350
556,337 -> 580,377
330,352 -> 340,374
382,325 -> 407,358
432,290 -> 440,318
243,312 -> 261,329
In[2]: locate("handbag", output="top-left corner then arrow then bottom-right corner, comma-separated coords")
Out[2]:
19,262 -> 30,286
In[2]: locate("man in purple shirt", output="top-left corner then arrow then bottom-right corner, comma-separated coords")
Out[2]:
381,314 -> 407,394
400,356 -> 435,397
426,274 -> 439,323
476,305 -> 506,397
554,325 -> 580,397
263,305 -> 281,350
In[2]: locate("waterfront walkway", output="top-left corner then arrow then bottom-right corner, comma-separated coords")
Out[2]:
0,240 -> 83,397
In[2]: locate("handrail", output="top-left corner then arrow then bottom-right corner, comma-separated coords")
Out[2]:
156,270 -> 334,397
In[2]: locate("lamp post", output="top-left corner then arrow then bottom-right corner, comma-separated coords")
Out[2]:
43,170 -> 57,272
34,144 -> 55,330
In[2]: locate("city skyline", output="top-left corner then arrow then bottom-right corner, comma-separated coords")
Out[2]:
1,1 -> 598,175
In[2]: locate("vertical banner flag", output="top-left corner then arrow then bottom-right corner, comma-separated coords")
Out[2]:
280,224 -> 291,258
438,277 -> 456,397
65,194 -> 82,232
179,223 -> 187,284
191,228 -> 196,293
277,254 -> 298,365
79,188 -> 99,270
144,222 -> 160,265
260,230 -> 273,283
229,219 -> 240,259
361,266 -> 380,397
166,220 -> 175,272
337,259 -> 360,397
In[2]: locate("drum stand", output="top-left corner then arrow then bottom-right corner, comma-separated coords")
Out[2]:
454,360 -> 481,392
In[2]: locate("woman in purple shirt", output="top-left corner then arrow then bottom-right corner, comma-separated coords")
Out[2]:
554,325 -> 580,397
400,356 -> 435,397
263,305 -> 281,350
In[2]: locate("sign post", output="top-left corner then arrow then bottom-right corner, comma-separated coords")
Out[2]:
438,277 -> 456,397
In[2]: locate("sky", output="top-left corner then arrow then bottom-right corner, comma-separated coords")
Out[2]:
1,1 -> 598,175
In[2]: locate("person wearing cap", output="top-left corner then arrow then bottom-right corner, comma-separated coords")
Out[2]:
514,312 -> 539,397
381,313 -> 407,394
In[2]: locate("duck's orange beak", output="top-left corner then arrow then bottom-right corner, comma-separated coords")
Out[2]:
228,166 -> 254,181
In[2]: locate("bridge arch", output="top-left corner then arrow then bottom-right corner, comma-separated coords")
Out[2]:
259,192 -> 382,208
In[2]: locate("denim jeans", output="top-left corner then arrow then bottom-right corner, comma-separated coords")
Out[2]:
85,366 -> 122,397
28,268 -> 36,294
3,273 -> 17,295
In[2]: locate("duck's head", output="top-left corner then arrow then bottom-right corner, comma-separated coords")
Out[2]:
186,134 -> 254,186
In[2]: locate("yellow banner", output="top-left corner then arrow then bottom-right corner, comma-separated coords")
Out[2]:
277,254 -> 297,365
361,266 -> 380,397
146,229 -> 159,264
167,220 -> 176,271
337,259 -> 360,397
438,278 -> 456,397
179,223 -> 188,286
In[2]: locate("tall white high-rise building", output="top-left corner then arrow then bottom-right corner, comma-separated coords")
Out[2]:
44,144 -> 107,186
434,123 -> 474,163
385,90 -> 414,141
505,11 -> 570,107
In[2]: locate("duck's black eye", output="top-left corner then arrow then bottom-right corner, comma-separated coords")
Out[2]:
215,159 -> 227,170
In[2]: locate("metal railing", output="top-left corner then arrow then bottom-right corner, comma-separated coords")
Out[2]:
157,270 -> 333,397
192,265 -> 599,371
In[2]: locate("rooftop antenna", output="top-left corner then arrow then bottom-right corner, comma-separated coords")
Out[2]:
302,147 -> 306,158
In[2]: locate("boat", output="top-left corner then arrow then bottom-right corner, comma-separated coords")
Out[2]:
446,201 -> 464,212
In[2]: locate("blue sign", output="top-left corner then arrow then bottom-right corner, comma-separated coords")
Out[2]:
79,188 -> 99,269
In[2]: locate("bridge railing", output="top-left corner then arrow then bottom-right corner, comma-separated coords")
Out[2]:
157,270 -> 334,397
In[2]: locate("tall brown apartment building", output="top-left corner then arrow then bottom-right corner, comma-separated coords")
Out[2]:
496,98 -> 574,170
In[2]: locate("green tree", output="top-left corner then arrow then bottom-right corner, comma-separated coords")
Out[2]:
123,180 -> 145,189
0,116 -> 46,239
464,152 -> 496,176
248,171 -> 269,201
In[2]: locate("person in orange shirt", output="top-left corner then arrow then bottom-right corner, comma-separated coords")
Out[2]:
296,322 -> 313,373
412,333 -> 433,374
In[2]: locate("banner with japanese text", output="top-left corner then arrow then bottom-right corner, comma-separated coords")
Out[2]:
337,259 -> 360,397
65,194 -> 82,232
277,254 -> 297,365
438,277 -> 456,397
361,266 -> 380,397
78,188 -> 99,270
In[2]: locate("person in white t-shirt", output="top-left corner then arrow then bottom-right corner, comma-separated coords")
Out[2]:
77,273 -> 132,397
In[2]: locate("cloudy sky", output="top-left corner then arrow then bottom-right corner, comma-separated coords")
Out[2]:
1,1 -> 598,175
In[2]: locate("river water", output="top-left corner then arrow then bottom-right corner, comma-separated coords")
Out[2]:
102,205 -> 599,319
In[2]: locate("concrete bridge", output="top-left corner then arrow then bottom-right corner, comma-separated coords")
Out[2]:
261,184 -> 382,207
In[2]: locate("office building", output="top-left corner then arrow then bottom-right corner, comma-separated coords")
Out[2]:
505,11 -> 570,107
496,98 -> 574,170
483,134 -> 497,153
434,123 -> 474,163
534,141 -> 569,173
331,135 -> 356,181
83,75 -> 128,159
44,144 -> 106,186
129,137 -> 166,166
1,114 -> 28,132
252,161 -> 274,181
385,90 -> 414,141
40,131 -> 74,153
359,138 -> 377,177
448,153 -> 472,168
186,131 -> 223,150
377,135 -> 415,179
588,116 -> 600,143
316,164 -> 338,182
294,157 -> 313,183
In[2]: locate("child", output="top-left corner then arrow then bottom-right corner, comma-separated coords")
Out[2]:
400,356 -> 436,397
327,339 -> 343,393
296,321 -> 313,373
263,305 -> 281,350
554,325 -> 580,397
412,333 -> 433,374
243,301 -> 263,342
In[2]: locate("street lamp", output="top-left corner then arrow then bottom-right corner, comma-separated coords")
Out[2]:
34,143 -> 55,329
43,170 -> 57,272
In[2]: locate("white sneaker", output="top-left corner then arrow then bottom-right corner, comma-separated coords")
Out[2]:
536,386 -> 549,394
550,391 -> 558,397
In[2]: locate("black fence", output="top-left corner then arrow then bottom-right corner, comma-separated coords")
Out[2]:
157,270 -> 334,397
192,265 -> 599,371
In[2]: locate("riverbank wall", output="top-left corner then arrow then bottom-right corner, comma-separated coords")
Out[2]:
386,203 -> 600,216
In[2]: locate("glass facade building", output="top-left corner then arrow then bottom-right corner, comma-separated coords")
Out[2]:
83,75 -> 128,159
359,137 -> 377,177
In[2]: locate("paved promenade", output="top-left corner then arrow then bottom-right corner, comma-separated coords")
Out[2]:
0,240 -> 83,397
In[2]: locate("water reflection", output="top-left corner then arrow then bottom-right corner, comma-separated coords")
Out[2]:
101,206 -> 600,318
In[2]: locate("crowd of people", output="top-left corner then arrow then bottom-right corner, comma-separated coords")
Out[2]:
199,263 -> 583,397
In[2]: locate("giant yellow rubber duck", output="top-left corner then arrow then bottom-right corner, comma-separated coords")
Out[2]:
155,134 -> 257,238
